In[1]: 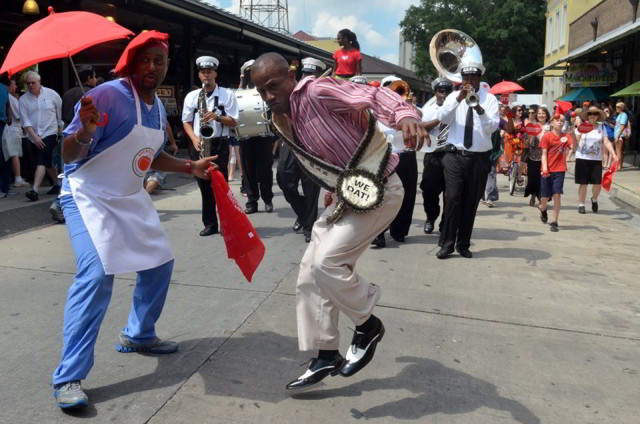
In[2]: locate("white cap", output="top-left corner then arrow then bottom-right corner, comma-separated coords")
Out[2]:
380,75 -> 401,87
196,56 -> 219,70
301,57 -> 327,74
349,75 -> 368,85
241,59 -> 255,74
431,77 -> 453,91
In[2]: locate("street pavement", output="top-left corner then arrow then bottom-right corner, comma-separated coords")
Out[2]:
1,155 -> 639,424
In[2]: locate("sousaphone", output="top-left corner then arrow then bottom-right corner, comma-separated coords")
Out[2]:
429,29 -> 484,107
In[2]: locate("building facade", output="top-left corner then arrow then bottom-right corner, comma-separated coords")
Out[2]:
399,33 -> 416,72
542,0 -> 571,107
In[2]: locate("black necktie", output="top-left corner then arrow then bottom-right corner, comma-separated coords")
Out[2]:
463,106 -> 473,149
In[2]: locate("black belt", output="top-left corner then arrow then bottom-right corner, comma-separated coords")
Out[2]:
444,145 -> 488,156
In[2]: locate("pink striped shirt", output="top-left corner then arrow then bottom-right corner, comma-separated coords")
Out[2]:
289,77 -> 420,175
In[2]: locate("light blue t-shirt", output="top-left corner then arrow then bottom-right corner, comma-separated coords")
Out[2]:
615,112 -> 628,139
63,79 -> 168,192
0,83 -> 8,122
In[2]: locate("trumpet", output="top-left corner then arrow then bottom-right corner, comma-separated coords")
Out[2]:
389,79 -> 413,101
466,89 -> 479,108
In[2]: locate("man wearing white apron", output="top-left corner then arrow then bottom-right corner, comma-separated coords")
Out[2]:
52,31 -> 216,410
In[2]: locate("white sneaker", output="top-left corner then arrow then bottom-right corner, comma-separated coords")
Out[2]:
12,178 -> 29,188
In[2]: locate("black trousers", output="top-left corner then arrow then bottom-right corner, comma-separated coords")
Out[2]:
276,143 -> 320,236
190,138 -> 229,229
382,151 -> 417,238
420,151 -> 446,223
439,151 -> 491,250
239,136 -> 274,208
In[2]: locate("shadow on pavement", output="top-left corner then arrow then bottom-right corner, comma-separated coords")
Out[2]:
293,356 -> 540,424
473,248 -> 551,265
472,228 -> 544,241
86,333 -> 539,423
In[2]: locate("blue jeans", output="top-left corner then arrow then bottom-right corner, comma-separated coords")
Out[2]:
52,194 -> 174,385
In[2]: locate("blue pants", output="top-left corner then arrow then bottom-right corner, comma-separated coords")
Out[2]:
52,195 -> 174,385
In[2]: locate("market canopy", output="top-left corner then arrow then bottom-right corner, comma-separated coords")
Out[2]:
556,87 -> 610,102
610,81 -> 640,98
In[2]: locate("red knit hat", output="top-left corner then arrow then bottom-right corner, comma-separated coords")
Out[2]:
114,30 -> 169,76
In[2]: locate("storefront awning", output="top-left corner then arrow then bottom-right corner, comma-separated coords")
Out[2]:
611,81 -> 640,97
519,19 -> 640,82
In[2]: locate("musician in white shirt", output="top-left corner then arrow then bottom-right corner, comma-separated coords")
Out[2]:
419,77 -> 453,234
436,66 -> 500,259
182,56 -> 238,236
19,71 -> 64,201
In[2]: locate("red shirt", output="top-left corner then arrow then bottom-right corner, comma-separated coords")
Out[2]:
332,48 -> 361,76
541,131 -> 570,173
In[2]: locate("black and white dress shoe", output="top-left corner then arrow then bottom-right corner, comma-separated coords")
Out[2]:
339,317 -> 385,377
285,354 -> 344,390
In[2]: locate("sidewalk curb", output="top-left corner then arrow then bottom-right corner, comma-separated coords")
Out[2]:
609,184 -> 640,209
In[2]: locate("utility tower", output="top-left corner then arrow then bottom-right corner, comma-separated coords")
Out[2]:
238,0 -> 290,35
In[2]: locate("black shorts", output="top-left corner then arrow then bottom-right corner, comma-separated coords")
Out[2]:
37,134 -> 58,167
574,158 -> 602,185
541,172 -> 565,198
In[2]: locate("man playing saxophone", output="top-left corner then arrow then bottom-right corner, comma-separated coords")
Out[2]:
182,56 -> 239,236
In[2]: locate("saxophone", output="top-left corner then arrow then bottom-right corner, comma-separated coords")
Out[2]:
198,83 -> 214,159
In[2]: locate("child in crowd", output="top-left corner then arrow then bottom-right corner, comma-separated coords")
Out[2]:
539,113 -> 576,232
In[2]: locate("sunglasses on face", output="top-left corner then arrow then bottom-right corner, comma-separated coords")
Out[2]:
516,109 -> 523,112
587,112 -> 599,116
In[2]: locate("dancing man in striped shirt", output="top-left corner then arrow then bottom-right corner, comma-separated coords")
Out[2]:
251,53 -> 429,390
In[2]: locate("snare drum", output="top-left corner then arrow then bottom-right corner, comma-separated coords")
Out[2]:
234,88 -> 274,139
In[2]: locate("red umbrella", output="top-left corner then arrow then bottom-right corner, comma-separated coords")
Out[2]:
489,81 -> 525,95
210,170 -> 265,282
0,6 -> 133,87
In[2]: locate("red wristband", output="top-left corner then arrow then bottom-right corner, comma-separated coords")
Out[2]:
184,160 -> 193,174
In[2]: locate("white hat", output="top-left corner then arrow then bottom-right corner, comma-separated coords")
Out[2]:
431,77 -> 453,91
349,75 -> 368,85
241,59 -> 255,74
381,75 -> 401,87
301,57 -> 327,74
459,61 -> 485,76
196,56 -> 219,70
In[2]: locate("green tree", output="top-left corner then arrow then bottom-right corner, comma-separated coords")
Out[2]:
401,0 -> 546,92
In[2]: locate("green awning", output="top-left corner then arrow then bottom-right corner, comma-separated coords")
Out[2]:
611,81 -> 640,97
556,87 -> 610,102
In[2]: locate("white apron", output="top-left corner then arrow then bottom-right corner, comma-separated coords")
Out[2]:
68,78 -> 174,275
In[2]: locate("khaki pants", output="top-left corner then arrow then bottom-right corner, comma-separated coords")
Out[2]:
296,174 -> 404,351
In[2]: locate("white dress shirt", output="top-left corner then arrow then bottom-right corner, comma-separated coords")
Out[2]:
19,86 -> 63,141
182,85 -> 239,138
421,97 -> 443,139
437,84 -> 500,152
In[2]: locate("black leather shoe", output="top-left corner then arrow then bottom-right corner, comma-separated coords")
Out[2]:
199,226 -> 218,236
339,317 -> 385,377
424,221 -> 434,234
304,234 -> 311,243
391,235 -> 405,243
591,198 -> 598,213
285,354 -> 344,390
25,189 -> 38,201
436,247 -> 454,259
456,247 -> 472,258
264,202 -> 274,213
293,220 -> 303,232
371,233 -> 386,248
244,205 -> 258,214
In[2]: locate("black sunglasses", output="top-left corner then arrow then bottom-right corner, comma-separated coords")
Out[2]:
587,112 -> 600,116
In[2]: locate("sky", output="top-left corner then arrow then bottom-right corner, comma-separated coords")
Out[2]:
200,0 -> 421,65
